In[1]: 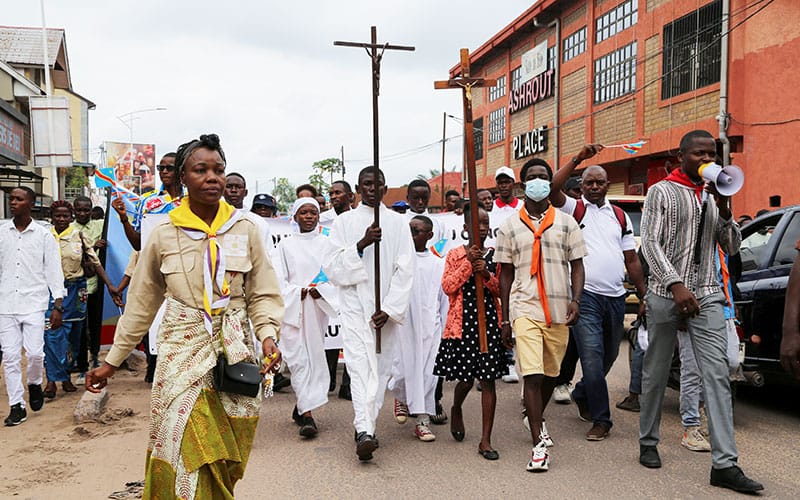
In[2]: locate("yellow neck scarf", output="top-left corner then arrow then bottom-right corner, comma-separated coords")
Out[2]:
169,198 -> 239,335
50,226 -> 74,257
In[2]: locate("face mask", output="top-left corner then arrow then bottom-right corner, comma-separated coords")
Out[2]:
525,178 -> 551,202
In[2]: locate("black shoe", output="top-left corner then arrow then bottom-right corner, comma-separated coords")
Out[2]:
355,432 -> 378,461
430,401 -> 448,425
639,445 -> 662,468
573,394 -> 591,422
616,395 -> 640,412
28,384 -> 44,412
291,406 -> 303,426
4,403 -> 27,426
273,373 -> 291,392
710,465 -> 764,493
338,385 -> 351,401
299,415 -> 318,438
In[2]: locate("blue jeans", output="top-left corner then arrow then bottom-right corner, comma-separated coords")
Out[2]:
571,290 -> 625,428
629,332 -> 644,394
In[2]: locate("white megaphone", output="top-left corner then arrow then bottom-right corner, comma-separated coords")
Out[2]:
698,162 -> 744,196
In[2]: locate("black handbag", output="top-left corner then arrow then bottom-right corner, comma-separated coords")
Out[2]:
212,353 -> 262,398
79,233 -> 97,278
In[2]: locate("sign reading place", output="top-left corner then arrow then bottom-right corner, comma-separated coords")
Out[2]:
512,125 -> 548,160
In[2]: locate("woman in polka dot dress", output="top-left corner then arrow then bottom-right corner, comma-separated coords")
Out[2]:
434,206 -> 505,460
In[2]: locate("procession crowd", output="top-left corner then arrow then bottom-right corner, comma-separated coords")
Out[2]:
4,129 -> 791,497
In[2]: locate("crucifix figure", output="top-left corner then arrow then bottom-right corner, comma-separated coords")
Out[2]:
334,27 -> 414,353
435,48 -> 496,353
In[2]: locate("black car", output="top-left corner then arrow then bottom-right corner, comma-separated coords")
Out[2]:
736,205 -> 800,386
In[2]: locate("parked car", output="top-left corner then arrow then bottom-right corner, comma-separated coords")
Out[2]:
610,195 -> 645,314
736,204 -> 800,386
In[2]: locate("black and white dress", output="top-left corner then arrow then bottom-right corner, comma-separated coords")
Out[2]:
433,248 -> 506,382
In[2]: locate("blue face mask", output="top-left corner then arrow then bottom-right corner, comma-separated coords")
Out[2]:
525,178 -> 551,202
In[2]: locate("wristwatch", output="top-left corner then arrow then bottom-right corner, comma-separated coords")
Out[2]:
53,304 -> 65,313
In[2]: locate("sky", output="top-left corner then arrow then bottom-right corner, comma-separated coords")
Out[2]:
7,0 -> 530,203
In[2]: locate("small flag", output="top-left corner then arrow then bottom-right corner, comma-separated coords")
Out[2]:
604,140 -> 647,155
309,267 -> 329,287
429,238 -> 448,258
94,167 -> 141,216
318,225 -> 331,237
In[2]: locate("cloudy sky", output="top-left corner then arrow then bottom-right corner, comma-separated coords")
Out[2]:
8,1 -> 529,200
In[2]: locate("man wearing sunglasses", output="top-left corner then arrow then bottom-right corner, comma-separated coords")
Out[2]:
113,153 -> 182,251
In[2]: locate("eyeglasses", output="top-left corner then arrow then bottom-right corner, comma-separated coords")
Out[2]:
157,164 -> 176,172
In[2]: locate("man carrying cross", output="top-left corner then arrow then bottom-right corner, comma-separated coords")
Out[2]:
322,166 -> 415,462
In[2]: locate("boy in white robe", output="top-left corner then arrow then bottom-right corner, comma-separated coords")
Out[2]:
389,215 -> 448,442
322,166 -> 415,461
275,198 -> 337,438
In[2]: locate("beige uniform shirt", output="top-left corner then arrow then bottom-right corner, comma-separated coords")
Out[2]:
71,219 -> 104,293
54,229 -> 101,281
106,217 -> 284,367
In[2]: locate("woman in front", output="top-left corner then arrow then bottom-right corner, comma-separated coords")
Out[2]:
86,134 -> 284,499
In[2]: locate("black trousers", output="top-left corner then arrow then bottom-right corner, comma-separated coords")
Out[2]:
555,327 -> 579,386
86,289 -> 104,359
325,348 -> 350,390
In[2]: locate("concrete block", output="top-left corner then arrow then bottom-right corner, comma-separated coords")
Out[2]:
74,388 -> 109,423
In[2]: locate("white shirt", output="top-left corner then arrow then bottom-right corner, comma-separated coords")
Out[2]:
0,219 -> 66,314
319,208 -> 338,225
405,208 -> 445,247
489,198 -> 522,248
559,196 -> 635,297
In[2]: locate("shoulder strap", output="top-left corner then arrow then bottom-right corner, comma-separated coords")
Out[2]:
573,200 -> 586,223
611,205 -> 629,235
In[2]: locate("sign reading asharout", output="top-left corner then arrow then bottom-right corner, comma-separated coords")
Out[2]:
512,125 -> 549,160
508,69 -> 555,114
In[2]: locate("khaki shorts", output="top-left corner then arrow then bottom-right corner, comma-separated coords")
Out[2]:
513,317 -> 569,377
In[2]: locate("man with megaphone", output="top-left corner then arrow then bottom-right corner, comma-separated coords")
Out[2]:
637,130 -> 763,493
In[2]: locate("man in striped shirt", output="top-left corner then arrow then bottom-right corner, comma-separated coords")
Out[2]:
638,130 -> 762,493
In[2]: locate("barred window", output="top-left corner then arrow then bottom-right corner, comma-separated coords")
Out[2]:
488,108 -> 506,144
594,41 -> 637,103
511,66 -> 522,90
596,0 -> 638,43
563,27 -> 587,62
548,45 -> 557,70
489,75 -> 507,102
474,117 -> 484,160
661,0 -> 722,99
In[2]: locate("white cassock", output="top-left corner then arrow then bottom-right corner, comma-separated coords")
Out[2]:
322,203 -> 415,435
389,250 -> 448,416
275,229 -> 337,414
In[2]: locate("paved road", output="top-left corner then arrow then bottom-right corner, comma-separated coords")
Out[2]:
239,348 -> 800,499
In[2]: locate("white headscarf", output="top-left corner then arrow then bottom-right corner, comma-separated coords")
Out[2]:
290,197 -> 320,233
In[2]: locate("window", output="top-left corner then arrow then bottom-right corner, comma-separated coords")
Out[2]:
740,214 -> 781,271
594,41 -> 637,103
596,0 -> 638,43
548,45 -> 557,70
489,75 -> 507,102
474,117 -> 484,160
563,27 -> 587,62
661,0 -> 722,100
488,108 -> 506,144
772,213 -> 800,267
511,66 -> 523,90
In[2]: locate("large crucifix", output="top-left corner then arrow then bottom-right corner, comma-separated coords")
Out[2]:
334,27 -> 414,354
435,49 -> 496,353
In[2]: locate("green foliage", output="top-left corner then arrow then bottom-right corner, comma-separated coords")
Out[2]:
309,157 -> 344,194
66,167 -> 88,189
272,177 -> 295,214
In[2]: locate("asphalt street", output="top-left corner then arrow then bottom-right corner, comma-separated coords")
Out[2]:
240,347 -> 800,499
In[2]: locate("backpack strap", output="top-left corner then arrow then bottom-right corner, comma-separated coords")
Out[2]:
611,204 -> 631,236
573,199 -> 586,224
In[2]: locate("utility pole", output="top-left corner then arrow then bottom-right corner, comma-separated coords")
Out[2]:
340,145 -> 346,179
440,111 -> 446,210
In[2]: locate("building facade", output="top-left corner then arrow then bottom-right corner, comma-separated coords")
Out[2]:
456,0 -> 800,216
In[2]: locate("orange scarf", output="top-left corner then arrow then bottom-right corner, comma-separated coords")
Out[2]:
518,205 -> 556,326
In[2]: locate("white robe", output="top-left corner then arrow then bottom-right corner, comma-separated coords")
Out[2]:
275,230 -> 337,414
389,250 -> 448,416
322,203 -> 415,435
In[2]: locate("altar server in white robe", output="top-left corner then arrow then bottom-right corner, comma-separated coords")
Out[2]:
322,166 -> 415,462
389,215 -> 448,442
275,198 -> 337,438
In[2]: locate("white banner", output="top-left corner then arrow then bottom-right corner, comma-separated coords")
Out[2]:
29,96 -> 73,167
520,41 -> 548,84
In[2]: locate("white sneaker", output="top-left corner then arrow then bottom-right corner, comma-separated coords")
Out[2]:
502,367 -> 519,383
681,426 -> 711,452
526,441 -> 550,472
522,414 -> 553,447
414,422 -> 436,442
76,373 -> 86,385
552,383 -> 572,404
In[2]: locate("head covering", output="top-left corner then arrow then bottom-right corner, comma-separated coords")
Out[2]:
252,193 -> 277,209
392,200 -> 410,210
291,197 -> 320,218
495,166 -> 516,181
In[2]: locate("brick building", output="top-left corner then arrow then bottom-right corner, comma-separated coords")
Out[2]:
454,0 -> 800,216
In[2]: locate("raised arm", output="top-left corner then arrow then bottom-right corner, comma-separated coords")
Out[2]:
549,144 -> 604,208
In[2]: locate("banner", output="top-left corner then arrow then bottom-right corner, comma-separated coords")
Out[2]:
100,210 -> 134,347
104,141 -> 157,193
29,96 -> 73,167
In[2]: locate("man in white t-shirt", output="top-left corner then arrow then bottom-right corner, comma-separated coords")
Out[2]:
549,148 -> 647,441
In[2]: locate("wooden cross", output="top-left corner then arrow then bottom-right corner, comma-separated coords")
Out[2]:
434,49 -> 496,353
334,27 -> 414,354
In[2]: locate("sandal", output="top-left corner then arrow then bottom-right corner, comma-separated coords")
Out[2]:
478,447 -> 500,461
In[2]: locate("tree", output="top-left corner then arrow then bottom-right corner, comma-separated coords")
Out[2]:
272,177 -> 296,214
309,157 -> 344,194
